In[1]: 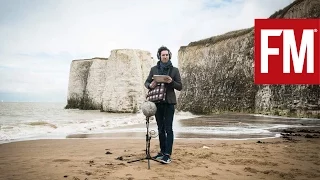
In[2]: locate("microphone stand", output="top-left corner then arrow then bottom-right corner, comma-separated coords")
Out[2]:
127,116 -> 160,169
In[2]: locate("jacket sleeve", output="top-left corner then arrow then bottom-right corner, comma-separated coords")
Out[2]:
168,68 -> 182,91
144,68 -> 153,89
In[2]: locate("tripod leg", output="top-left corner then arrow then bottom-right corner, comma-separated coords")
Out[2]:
127,157 -> 147,163
128,118 -> 150,164
147,117 -> 151,169
127,116 -> 161,166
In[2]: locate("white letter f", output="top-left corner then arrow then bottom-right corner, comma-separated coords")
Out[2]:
260,30 -> 282,73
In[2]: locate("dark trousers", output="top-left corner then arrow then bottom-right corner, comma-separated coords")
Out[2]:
155,103 -> 175,156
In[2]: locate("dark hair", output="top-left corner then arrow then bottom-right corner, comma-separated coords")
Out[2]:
157,46 -> 172,60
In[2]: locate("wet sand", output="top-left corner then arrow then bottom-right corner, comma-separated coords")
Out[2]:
0,126 -> 320,180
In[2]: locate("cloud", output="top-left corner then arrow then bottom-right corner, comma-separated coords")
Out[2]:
0,0 -> 294,102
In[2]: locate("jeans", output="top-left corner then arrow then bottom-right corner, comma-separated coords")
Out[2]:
155,103 -> 175,156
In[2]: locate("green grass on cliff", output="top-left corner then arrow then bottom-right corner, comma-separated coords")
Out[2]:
268,0 -> 304,18
180,27 -> 253,48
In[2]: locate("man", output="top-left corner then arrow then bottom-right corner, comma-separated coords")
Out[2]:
144,46 -> 182,164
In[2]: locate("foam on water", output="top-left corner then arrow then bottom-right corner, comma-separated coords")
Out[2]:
0,103 -> 200,144
1,102 -> 318,144
251,114 -> 320,121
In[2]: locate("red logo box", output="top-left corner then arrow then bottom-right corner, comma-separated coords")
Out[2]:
254,19 -> 319,84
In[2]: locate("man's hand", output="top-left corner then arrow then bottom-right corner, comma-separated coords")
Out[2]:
164,76 -> 172,83
149,80 -> 157,89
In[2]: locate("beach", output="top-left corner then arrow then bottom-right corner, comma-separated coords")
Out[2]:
1,127 -> 320,180
1,103 -> 319,179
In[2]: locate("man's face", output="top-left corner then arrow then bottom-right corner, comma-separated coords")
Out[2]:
160,50 -> 170,63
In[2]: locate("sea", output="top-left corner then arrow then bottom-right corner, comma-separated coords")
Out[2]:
1,102 -> 319,144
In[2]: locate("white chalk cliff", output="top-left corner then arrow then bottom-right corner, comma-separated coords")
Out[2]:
176,0 -> 320,118
66,49 -> 156,113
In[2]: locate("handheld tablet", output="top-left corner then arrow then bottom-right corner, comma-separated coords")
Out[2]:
152,75 -> 170,83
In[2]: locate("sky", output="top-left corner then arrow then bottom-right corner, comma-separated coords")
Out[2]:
0,0 -> 294,102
